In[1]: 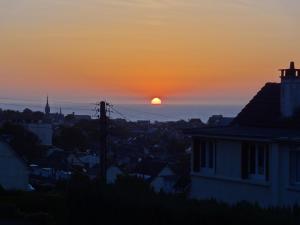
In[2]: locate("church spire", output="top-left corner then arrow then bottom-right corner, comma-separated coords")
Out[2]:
45,95 -> 50,116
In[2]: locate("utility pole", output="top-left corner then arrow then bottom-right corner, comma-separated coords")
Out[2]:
99,101 -> 108,183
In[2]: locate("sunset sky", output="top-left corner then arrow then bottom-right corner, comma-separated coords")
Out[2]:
1,0 -> 300,105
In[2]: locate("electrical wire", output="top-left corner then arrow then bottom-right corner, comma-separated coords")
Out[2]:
113,104 -> 178,120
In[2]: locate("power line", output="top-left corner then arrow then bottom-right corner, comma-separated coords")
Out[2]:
113,104 -> 178,120
110,106 -> 130,121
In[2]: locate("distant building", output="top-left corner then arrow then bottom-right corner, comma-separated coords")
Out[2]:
30,149 -> 72,182
151,164 -> 190,194
136,120 -> 151,128
207,115 -> 233,127
0,141 -> 29,191
188,119 -> 204,128
151,165 -> 176,193
185,62 -> 300,207
74,114 -> 91,121
107,166 -> 124,184
25,123 -> 53,146
64,113 -> 91,126
44,96 -> 64,124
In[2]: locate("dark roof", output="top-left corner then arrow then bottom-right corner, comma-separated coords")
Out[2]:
231,82 -> 281,127
184,126 -> 300,142
184,81 -> 300,140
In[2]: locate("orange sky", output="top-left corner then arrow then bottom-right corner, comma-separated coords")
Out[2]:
1,0 -> 300,105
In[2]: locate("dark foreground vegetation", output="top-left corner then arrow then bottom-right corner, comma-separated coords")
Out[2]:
1,175 -> 300,225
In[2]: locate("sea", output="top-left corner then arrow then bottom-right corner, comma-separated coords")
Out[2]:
0,102 -> 243,123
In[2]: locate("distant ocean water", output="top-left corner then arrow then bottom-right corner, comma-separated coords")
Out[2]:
112,104 -> 243,122
0,102 -> 243,123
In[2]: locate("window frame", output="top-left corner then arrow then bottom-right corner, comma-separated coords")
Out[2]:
248,144 -> 267,181
200,140 -> 216,174
241,142 -> 269,181
193,139 -> 201,172
192,139 -> 216,174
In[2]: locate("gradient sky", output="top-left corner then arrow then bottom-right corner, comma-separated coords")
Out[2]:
1,0 -> 300,105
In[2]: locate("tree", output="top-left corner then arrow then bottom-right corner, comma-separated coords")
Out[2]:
0,122 -> 42,161
53,126 -> 88,151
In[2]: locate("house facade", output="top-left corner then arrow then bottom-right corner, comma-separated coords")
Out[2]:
186,62 -> 300,207
189,128 -> 300,207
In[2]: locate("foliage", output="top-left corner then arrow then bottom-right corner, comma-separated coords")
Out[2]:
0,191 -> 66,225
65,176 -> 300,225
0,109 -> 45,122
53,126 -> 88,151
0,122 -> 42,161
1,176 -> 300,225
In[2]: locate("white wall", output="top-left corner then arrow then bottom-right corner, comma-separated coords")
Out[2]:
190,139 -> 276,207
277,144 -> 300,206
0,142 -> 29,191
190,175 -> 272,206
215,140 -> 241,178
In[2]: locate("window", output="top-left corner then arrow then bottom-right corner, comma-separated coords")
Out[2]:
257,145 -> 266,175
193,139 -> 201,172
208,142 -> 214,169
201,141 -> 215,170
249,144 -> 268,180
249,144 -> 256,174
241,142 -> 269,181
192,139 -> 216,173
200,142 -> 206,168
290,151 -> 300,184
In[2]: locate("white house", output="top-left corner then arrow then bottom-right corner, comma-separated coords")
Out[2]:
150,164 -> 191,194
0,141 -> 29,191
186,62 -> 300,207
107,166 -> 124,184
151,165 -> 177,193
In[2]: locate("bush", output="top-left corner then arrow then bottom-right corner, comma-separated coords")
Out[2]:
1,178 -> 300,225
65,176 -> 300,225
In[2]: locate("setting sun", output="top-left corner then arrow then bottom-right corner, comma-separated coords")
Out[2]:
151,97 -> 162,105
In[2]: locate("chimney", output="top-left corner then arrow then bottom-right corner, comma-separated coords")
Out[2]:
280,61 -> 300,117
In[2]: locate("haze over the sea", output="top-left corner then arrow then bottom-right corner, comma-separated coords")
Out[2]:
0,101 -> 242,122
